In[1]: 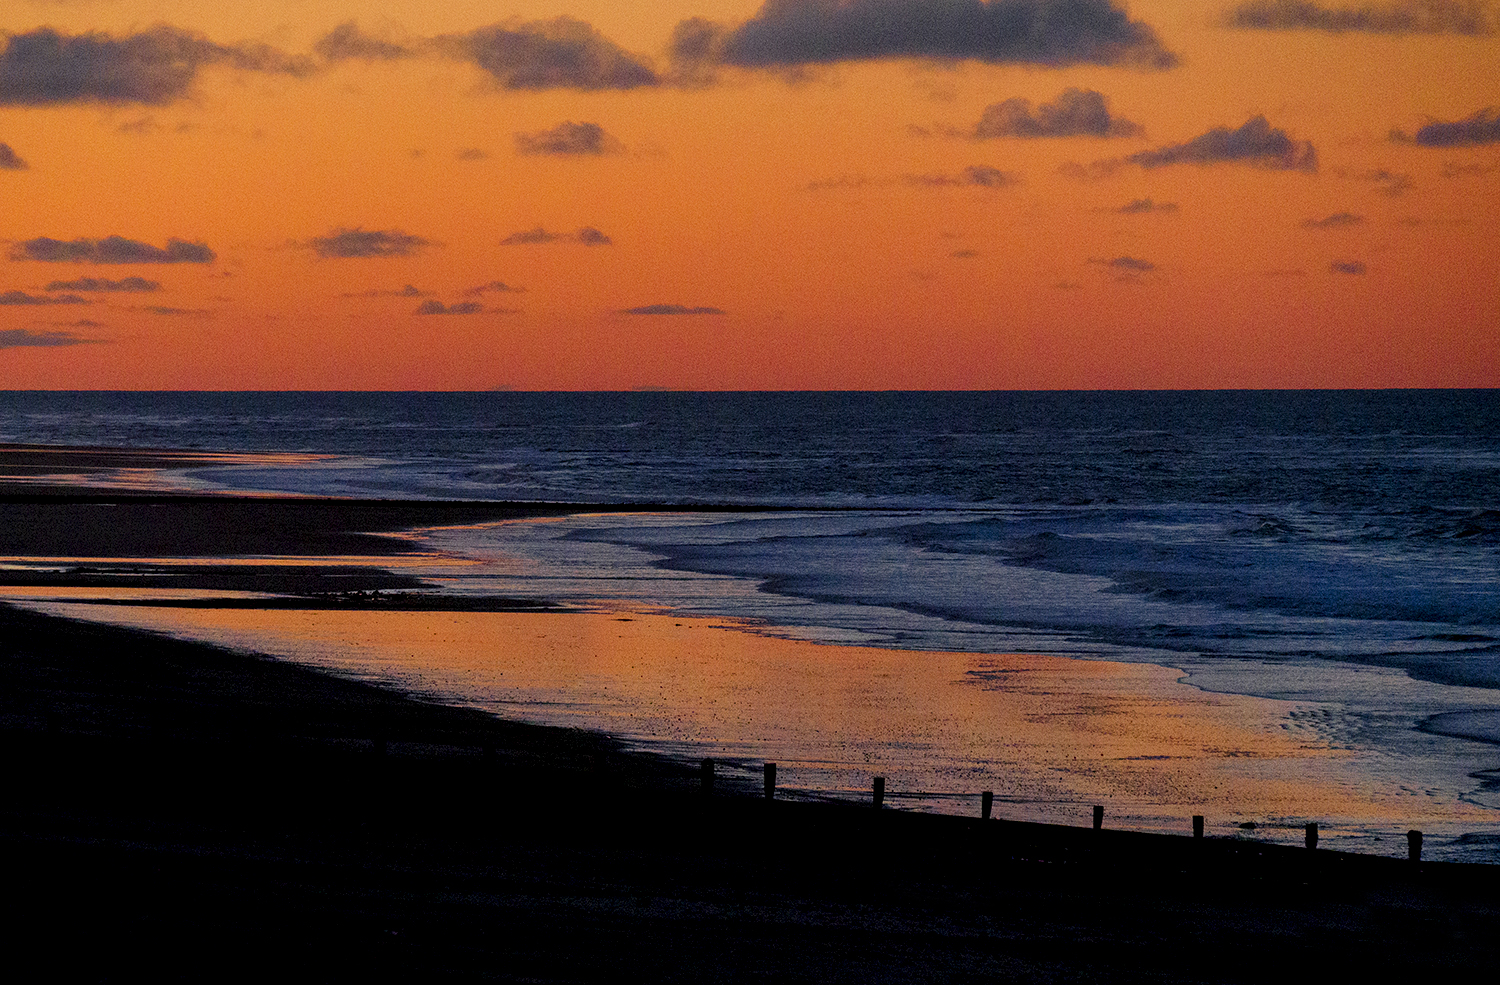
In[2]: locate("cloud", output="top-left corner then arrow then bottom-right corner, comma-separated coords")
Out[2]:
619,304 -> 726,315
1117,197 -> 1177,212
455,147 -> 489,161
415,300 -> 485,315
1126,115 -> 1317,171
138,305 -> 211,316
437,18 -> 659,91
1330,259 -> 1368,274
501,226 -> 613,245
341,284 -> 428,298
1225,0 -> 1497,34
314,22 -> 415,62
309,228 -> 430,258
11,236 -> 215,263
0,289 -> 88,305
973,88 -> 1142,138
904,165 -> 1020,187
1342,166 -> 1413,195
1302,211 -> 1364,228
1094,255 -> 1155,271
0,142 -> 26,169
45,276 -> 160,292
515,121 -> 621,156
464,281 -> 525,295
0,25 -> 311,107
0,328 -> 88,348
1392,106 -> 1500,146
669,0 -> 1178,73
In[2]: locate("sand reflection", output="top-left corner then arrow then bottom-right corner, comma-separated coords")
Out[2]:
22,600 -> 1499,853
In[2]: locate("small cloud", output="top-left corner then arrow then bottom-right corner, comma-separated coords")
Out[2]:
1225,0 -> 1497,34
1057,158 -> 1128,181
0,289 -> 88,305
951,249 -> 980,258
501,226 -> 612,246
1441,160 -> 1500,178
309,228 -> 430,258
45,276 -> 160,292
905,165 -> 1020,187
0,25 -> 312,107
12,235 -> 215,263
138,305 -> 211,316
117,116 -> 161,134
1302,211 -> 1364,228
0,328 -> 88,348
1117,197 -> 1177,213
464,281 -> 525,295
455,147 -> 489,161
314,22 -> 416,61
806,174 -> 874,191
1343,167 -> 1413,196
341,284 -> 429,298
1330,259 -> 1367,274
973,89 -> 1142,139
1392,106 -> 1500,147
1126,116 -> 1316,172
437,18 -> 659,91
619,304 -> 725,315
0,142 -> 27,169
667,0 -> 1179,75
415,300 -> 485,315
515,121 -> 621,156
1094,255 -> 1156,271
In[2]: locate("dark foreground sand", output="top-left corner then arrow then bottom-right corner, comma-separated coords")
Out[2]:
2,457 -> 1499,980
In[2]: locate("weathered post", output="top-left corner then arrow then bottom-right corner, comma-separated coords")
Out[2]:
764,762 -> 776,801
1408,829 -> 1423,863
1093,805 -> 1104,831
873,776 -> 885,809
981,790 -> 993,821
1305,822 -> 1318,849
1193,815 -> 1204,839
701,757 -> 715,795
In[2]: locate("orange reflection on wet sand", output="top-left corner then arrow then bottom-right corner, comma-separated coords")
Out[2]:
21,602 -> 1497,849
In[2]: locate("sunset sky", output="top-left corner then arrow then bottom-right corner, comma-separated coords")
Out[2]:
1,1 -> 1496,389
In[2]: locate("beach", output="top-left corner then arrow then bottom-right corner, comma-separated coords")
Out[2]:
4,442 -> 1500,978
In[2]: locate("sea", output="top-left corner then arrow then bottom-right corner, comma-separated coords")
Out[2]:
3,390 -> 1498,859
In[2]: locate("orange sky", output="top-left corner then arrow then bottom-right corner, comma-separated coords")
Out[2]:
1,1 -> 1497,389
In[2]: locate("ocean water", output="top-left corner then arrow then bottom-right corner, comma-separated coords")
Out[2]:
3,390 -> 1499,856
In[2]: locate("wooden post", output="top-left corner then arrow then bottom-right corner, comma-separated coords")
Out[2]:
1093,805 -> 1103,831
1305,822 -> 1318,849
873,776 -> 885,809
764,762 -> 776,801
701,757 -> 714,795
981,790 -> 993,821
1193,815 -> 1204,839
1408,829 -> 1422,863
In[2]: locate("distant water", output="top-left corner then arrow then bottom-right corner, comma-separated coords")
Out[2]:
3,391 -> 1499,853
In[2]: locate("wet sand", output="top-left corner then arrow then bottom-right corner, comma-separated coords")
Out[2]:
4,448 -> 1500,977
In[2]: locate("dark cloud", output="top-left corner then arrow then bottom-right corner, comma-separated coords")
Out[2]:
501,226 -> 613,245
438,18 -> 658,91
464,281 -> 525,295
1126,116 -> 1317,171
973,88 -> 1142,138
0,25 -> 311,107
1330,259 -> 1368,274
309,228 -> 430,258
1117,197 -> 1177,212
45,276 -> 160,292
0,328 -> 87,348
951,248 -> 980,258
1392,106 -> 1500,146
415,300 -> 485,315
515,121 -> 621,156
1225,0 -> 1496,34
670,0 -> 1178,73
1302,211 -> 1364,228
12,236 -> 215,264
0,142 -> 26,169
904,165 -> 1020,187
314,22 -> 415,61
1098,255 -> 1155,271
0,289 -> 88,305
620,304 -> 726,315
341,284 -> 428,298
